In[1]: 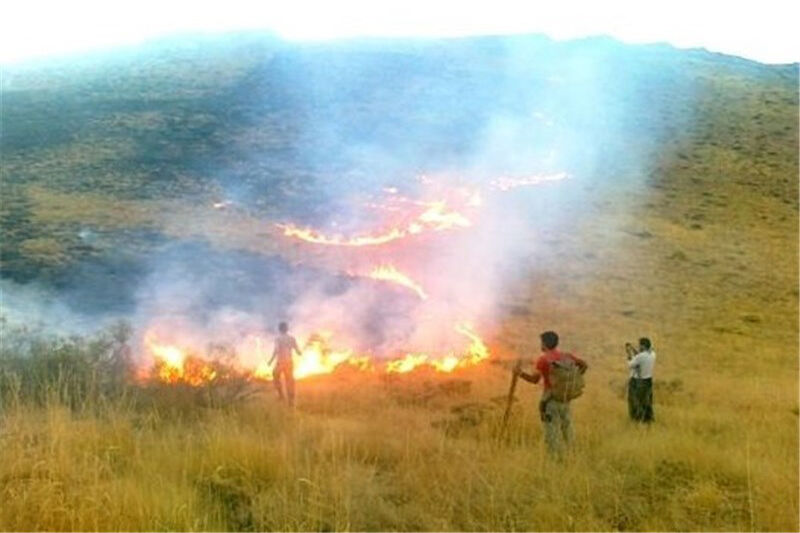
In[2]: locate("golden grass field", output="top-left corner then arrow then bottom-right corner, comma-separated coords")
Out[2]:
2,173 -> 797,532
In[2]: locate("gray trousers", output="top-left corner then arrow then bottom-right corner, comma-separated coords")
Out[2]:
541,397 -> 573,455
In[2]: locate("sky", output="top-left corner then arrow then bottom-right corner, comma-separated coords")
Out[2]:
0,0 -> 798,65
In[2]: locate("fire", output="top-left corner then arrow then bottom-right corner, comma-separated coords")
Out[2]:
143,323 -> 490,385
276,172 -> 567,247
276,224 -> 406,246
368,264 -> 428,300
416,201 -> 471,231
276,199 -> 472,247
141,172 -> 572,388
291,333 -> 372,379
385,323 -> 489,374
145,335 -> 218,385
385,354 -> 428,373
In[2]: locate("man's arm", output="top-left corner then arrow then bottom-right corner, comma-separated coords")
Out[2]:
625,342 -> 637,360
519,369 -> 541,384
291,337 -> 302,357
570,354 -> 588,374
513,362 -> 541,384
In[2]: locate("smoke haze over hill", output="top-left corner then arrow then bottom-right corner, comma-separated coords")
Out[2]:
1,34 -> 797,362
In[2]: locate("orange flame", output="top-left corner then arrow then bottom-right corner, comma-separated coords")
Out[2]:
368,264 -> 428,299
144,323 -> 490,385
253,332 -> 372,381
277,200 -> 471,247
276,224 -> 406,246
385,353 -> 428,373
146,335 -> 218,385
385,323 -> 489,374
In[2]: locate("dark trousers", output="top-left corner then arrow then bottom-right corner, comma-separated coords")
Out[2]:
628,377 -> 654,422
273,360 -> 295,405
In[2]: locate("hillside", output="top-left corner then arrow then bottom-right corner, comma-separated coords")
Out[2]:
0,33 -> 798,531
2,34 -> 796,313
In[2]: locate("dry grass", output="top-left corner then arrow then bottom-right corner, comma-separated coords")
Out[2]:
0,359 -> 796,531
4,144 -> 798,531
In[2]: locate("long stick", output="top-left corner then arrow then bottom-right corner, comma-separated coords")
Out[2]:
501,360 -> 522,431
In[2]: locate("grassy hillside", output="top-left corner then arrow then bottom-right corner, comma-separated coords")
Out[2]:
0,33 -> 798,531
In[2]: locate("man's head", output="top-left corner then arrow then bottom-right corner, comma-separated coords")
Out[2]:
639,337 -> 651,351
540,330 -> 559,351
278,322 -> 289,334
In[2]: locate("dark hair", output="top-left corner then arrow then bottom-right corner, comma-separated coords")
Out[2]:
639,337 -> 651,350
279,322 -> 288,333
540,330 -> 559,350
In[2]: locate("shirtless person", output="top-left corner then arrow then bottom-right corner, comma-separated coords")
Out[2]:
269,322 -> 301,406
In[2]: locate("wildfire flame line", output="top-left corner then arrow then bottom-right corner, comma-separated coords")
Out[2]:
144,324 -> 488,385
276,200 -> 471,247
367,265 -> 428,300
143,173 -> 571,387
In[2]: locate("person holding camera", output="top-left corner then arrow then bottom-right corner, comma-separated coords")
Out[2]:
626,337 -> 656,423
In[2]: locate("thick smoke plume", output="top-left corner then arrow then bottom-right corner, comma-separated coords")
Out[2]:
1,33 -> 679,369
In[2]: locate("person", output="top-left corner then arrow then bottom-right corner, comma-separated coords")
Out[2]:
514,330 -> 588,456
626,337 -> 656,423
269,322 -> 301,406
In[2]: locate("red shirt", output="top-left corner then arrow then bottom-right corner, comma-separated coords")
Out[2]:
535,349 -> 585,390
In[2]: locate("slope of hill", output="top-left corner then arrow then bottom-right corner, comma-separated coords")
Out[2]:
0,33 -> 797,531
1,34 -> 795,304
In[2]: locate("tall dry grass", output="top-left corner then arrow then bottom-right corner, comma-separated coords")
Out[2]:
1,344 -> 797,531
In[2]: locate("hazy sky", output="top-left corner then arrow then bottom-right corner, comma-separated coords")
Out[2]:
1,0 -> 798,64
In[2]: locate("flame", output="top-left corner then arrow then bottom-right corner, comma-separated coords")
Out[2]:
143,323 -> 490,385
384,323 -> 489,374
140,172 -> 576,387
277,200 -> 471,247
277,172 -> 567,247
368,264 -> 428,299
385,353 -> 428,373
417,201 -> 471,230
146,335 -> 218,385
292,333 -> 370,379
253,332 -> 373,381
277,224 -> 406,246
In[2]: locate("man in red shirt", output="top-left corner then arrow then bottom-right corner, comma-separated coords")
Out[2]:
515,330 -> 588,455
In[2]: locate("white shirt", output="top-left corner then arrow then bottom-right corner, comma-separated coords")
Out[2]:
628,349 -> 656,379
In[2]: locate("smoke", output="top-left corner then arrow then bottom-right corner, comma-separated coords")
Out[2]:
1,33 -> 690,366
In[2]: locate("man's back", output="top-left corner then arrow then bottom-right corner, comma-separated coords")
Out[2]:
629,349 -> 656,379
274,333 -> 299,362
535,349 -> 584,390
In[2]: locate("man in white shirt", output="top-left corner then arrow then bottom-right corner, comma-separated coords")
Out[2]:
626,337 -> 656,423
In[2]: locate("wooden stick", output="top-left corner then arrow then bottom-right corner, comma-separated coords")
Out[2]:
501,359 -> 522,432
